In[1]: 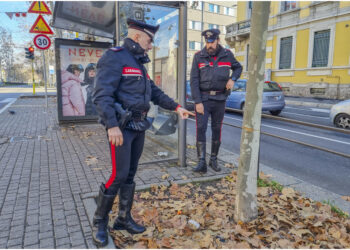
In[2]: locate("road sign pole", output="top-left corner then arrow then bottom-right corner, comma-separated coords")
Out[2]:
32,59 -> 35,95
42,50 -> 48,109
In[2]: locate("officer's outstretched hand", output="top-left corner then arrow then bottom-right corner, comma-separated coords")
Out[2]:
176,107 -> 195,119
108,126 -> 123,146
226,79 -> 235,90
195,103 -> 204,115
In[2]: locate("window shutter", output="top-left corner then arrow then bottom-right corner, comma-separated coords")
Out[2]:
312,30 -> 330,67
279,36 -> 293,69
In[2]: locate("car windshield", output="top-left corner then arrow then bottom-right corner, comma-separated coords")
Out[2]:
264,82 -> 281,92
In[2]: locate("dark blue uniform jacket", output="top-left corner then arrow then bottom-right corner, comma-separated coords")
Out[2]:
93,38 -> 178,129
190,45 -> 242,104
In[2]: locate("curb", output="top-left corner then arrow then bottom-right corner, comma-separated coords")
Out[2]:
19,94 -> 57,99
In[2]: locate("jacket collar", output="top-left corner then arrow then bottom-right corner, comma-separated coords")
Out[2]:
123,38 -> 151,64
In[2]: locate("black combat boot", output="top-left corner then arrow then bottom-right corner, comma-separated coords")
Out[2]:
113,182 -> 146,234
92,184 -> 116,247
193,141 -> 207,173
209,141 -> 221,172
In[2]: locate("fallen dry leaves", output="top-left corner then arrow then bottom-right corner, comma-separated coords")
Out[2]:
85,155 -> 98,166
110,171 -> 350,248
342,196 -> 350,202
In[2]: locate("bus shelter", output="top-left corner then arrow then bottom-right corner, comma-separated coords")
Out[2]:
52,1 -> 188,167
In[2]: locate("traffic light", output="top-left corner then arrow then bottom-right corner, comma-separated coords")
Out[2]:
25,47 -> 34,60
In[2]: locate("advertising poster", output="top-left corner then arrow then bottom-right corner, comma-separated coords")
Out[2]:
55,39 -> 111,123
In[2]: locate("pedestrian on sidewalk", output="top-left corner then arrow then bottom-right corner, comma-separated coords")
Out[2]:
190,29 -> 242,173
92,18 -> 194,247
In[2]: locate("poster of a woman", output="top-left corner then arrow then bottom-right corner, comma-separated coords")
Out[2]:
55,39 -> 111,123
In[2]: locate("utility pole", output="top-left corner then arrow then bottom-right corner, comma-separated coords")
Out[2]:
42,50 -> 48,109
31,60 -> 35,94
234,1 -> 271,223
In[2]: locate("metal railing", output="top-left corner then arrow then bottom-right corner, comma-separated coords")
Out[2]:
225,19 -> 251,36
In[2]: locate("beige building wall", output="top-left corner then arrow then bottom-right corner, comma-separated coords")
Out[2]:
187,1 -> 237,79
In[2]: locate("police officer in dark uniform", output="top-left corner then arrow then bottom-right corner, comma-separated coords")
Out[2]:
190,29 -> 242,173
91,19 -> 194,247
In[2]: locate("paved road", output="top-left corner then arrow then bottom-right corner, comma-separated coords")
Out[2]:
0,87 -> 56,113
0,93 -> 22,113
187,105 -> 350,196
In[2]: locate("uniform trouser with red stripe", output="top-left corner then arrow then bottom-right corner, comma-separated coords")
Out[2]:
104,129 -> 145,195
196,100 -> 226,143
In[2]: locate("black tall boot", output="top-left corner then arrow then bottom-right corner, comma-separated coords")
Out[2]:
209,141 -> 221,172
113,182 -> 146,234
92,184 -> 116,247
193,141 -> 207,173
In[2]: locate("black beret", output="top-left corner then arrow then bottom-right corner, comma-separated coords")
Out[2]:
202,29 -> 220,42
127,18 -> 160,41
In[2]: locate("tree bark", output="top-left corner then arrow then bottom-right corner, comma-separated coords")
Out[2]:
234,1 -> 271,223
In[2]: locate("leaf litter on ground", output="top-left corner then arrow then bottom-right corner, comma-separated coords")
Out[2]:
109,171 -> 350,248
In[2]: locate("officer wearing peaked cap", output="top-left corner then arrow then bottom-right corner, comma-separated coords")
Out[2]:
190,28 -> 242,173
91,19 -> 194,247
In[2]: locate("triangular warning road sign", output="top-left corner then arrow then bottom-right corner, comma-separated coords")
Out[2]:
28,1 -> 52,15
29,15 -> 54,35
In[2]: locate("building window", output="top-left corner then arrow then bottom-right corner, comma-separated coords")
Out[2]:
312,30 -> 330,67
281,1 -> 297,12
189,21 -> 202,30
189,41 -> 201,50
209,4 -> 220,13
208,24 -> 219,29
189,1 -> 203,10
279,36 -> 293,69
224,7 -> 234,16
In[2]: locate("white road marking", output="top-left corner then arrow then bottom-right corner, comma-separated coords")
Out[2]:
311,108 -> 331,113
285,106 -> 330,113
282,111 -> 329,119
224,116 -> 350,146
0,98 -> 17,114
0,98 -> 16,103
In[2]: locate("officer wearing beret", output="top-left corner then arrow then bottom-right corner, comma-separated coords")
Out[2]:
92,18 -> 194,247
190,29 -> 242,173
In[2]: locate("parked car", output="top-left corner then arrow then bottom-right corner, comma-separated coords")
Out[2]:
227,79 -> 285,115
186,80 -> 195,111
186,80 -> 285,115
330,99 -> 350,129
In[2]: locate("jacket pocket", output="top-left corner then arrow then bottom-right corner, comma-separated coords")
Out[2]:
215,65 -> 230,81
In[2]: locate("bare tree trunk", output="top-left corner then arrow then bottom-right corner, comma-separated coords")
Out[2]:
234,1 -> 271,223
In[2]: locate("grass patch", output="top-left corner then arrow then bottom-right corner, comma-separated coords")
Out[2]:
258,178 -> 283,192
323,200 -> 349,218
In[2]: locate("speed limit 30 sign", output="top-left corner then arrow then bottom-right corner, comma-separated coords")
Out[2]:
33,34 -> 51,50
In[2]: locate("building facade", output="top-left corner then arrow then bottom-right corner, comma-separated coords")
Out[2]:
187,1 -> 237,79
225,1 -> 350,99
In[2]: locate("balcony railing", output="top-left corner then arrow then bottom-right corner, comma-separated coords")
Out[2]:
225,19 -> 251,45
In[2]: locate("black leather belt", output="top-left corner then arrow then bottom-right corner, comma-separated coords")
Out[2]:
201,90 -> 224,96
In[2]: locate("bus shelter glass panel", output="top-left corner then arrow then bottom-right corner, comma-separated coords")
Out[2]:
119,3 -> 179,164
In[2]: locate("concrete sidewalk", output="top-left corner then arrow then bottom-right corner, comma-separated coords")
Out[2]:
0,96 -> 348,249
0,96 -> 232,249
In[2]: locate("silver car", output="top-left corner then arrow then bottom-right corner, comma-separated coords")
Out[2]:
330,99 -> 350,129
